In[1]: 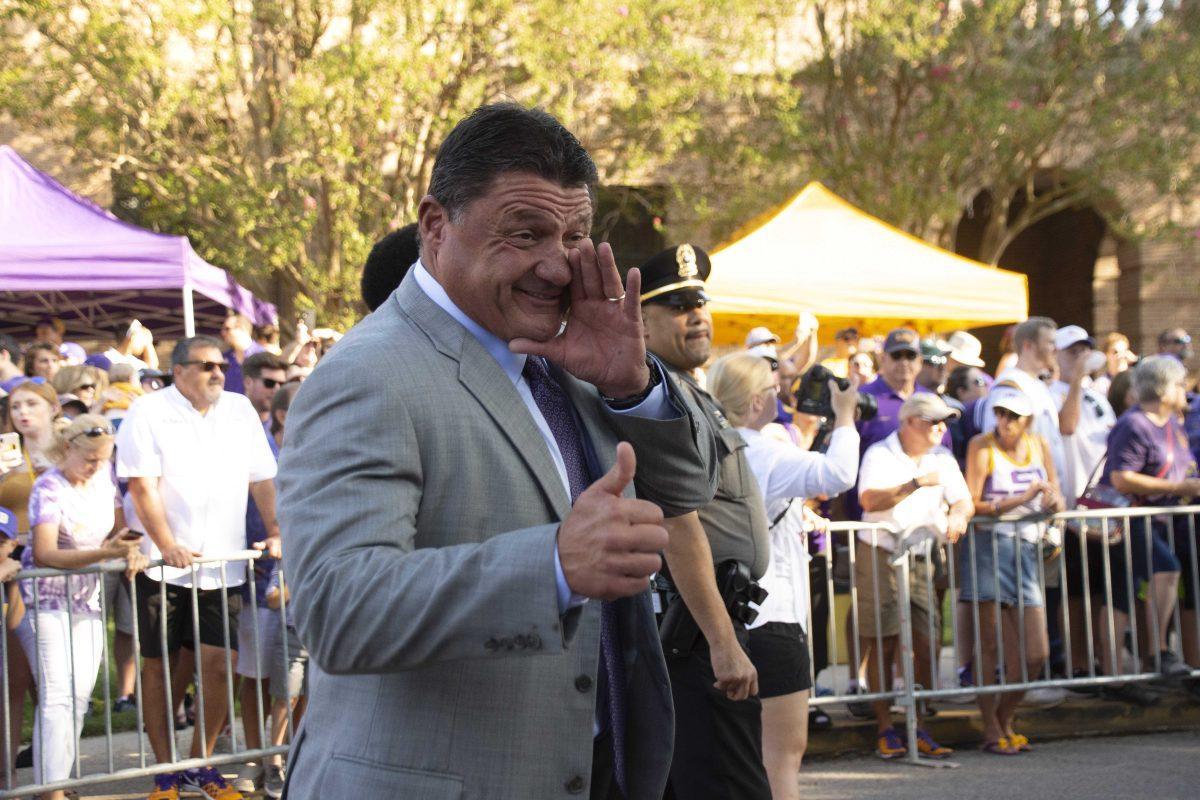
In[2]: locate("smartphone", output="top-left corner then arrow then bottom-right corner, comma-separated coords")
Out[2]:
0,432 -> 19,458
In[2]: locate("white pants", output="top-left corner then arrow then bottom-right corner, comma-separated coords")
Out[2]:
27,610 -> 103,784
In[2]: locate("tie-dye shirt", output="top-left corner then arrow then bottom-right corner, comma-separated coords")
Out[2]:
22,467 -> 120,616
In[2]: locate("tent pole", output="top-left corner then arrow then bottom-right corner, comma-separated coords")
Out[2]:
182,285 -> 195,337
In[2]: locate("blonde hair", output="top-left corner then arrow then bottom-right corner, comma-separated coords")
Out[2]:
51,364 -> 109,398
46,413 -> 115,465
707,353 -> 773,427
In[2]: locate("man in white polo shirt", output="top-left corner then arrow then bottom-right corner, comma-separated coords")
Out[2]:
116,335 -> 278,800
855,393 -> 972,760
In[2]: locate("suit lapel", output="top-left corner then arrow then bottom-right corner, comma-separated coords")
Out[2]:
395,274 -> 571,520
458,346 -> 571,518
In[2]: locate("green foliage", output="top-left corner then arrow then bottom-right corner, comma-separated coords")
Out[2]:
1,0 -> 789,327
735,0 -> 1200,262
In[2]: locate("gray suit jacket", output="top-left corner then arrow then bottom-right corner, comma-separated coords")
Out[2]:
277,273 -> 719,799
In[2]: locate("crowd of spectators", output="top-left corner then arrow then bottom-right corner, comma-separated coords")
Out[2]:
733,313 -> 1200,764
0,293 -> 1198,795
0,315 -> 326,799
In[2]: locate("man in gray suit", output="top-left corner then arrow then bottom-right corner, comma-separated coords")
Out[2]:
276,103 -> 719,799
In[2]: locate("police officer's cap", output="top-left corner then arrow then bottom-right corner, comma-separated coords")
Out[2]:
637,243 -> 711,308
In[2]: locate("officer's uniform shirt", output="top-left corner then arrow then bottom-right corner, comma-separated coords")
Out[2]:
662,363 -> 770,579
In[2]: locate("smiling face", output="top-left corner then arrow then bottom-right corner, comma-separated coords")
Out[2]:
419,172 -> 592,343
642,302 -> 713,371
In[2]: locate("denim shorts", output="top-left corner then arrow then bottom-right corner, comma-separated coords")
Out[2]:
1107,516 -> 1184,614
957,529 -> 1043,608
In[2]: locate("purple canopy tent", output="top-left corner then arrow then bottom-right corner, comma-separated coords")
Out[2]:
0,145 -> 276,341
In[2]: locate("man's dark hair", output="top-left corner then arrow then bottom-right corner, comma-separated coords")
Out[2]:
0,334 -> 19,362
362,223 -> 420,312
243,351 -> 288,381
428,103 -> 598,221
22,342 -> 58,376
171,335 -> 225,369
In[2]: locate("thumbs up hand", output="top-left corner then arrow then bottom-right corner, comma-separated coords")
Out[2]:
557,442 -> 668,600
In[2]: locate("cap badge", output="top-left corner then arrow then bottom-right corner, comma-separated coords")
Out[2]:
676,244 -> 698,278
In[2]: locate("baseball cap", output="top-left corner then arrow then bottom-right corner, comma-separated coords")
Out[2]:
745,326 -> 781,349
990,384 -> 1034,417
883,328 -> 920,356
747,343 -> 780,368
59,342 -> 86,362
1054,325 -> 1094,351
0,507 -> 16,540
920,338 -> 951,365
899,393 -> 961,423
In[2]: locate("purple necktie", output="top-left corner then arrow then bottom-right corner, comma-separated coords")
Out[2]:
523,357 -> 627,796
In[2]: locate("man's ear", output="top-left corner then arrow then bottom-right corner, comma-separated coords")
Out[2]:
417,195 -> 449,265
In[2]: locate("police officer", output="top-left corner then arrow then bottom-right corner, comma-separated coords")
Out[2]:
639,244 -> 773,800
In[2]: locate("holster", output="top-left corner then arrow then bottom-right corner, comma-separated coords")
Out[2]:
655,560 -> 768,658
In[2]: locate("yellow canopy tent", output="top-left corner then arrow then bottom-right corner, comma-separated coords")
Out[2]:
706,182 -> 1028,346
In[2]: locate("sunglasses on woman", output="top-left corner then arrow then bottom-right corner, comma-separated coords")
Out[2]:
69,425 -> 114,442
75,383 -> 96,392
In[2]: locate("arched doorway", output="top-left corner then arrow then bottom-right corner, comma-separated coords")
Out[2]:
954,187 -> 1118,366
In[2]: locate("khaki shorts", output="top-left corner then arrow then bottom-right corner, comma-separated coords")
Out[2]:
853,539 -> 938,640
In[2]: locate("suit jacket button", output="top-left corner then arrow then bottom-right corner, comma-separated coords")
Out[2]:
566,775 -> 585,793
574,674 -> 592,693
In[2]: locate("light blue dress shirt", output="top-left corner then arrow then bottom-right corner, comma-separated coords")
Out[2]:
413,262 -> 677,613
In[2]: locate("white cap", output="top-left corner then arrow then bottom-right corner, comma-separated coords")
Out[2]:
946,331 -> 985,368
748,342 -> 779,362
746,326 -> 781,348
1054,324 -> 1094,351
990,384 -> 1034,417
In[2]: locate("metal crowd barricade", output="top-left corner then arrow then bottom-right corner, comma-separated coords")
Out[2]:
0,550 -> 301,799
806,505 -> 1200,767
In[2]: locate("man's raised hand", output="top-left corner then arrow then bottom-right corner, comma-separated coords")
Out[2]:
510,239 -> 650,400
557,442 -> 667,600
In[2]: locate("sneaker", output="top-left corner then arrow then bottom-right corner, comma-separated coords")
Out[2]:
846,697 -> 873,718
915,728 -> 953,758
1020,686 -> 1067,708
1157,649 -> 1192,679
148,772 -> 182,800
232,762 -> 262,793
876,727 -> 906,759
112,695 -> 137,714
1100,682 -> 1159,707
181,767 -> 244,800
263,763 -> 285,799
14,745 -> 31,769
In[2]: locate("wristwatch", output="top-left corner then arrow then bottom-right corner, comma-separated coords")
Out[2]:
603,356 -> 661,410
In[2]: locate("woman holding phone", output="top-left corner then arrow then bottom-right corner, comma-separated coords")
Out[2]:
23,414 -> 148,798
0,379 -> 61,772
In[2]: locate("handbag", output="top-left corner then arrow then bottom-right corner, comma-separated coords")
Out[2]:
1072,430 -> 1176,543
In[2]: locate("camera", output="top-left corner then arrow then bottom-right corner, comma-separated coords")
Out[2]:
796,364 -> 877,422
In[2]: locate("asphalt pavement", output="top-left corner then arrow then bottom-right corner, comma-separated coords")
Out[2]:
799,730 -> 1200,800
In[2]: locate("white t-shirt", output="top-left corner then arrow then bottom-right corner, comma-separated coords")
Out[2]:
115,386 -> 277,589
1050,379 -> 1116,504
857,432 -> 971,554
982,367 -> 1066,484
103,348 -> 148,372
738,426 -> 859,629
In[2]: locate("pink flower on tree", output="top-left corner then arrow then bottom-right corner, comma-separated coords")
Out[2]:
1006,99 -> 1023,110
